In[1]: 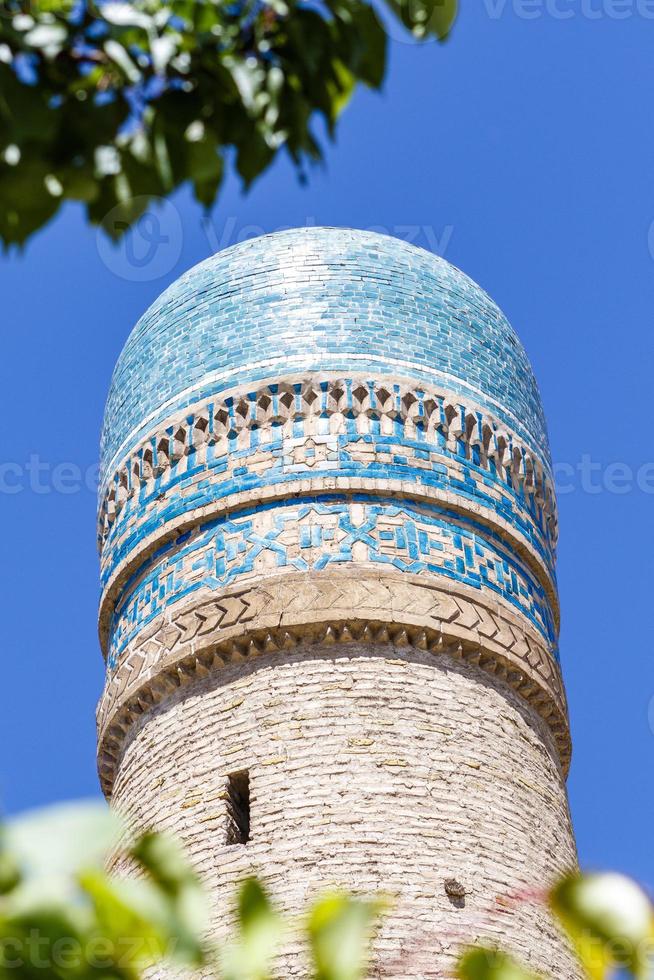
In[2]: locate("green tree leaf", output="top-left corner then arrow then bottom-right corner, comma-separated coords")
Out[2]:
308,893 -> 382,980
129,832 -> 207,966
0,0 -> 458,246
219,878 -> 283,980
457,948 -> 543,980
550,873 -> 654,980
130,832 -> 197,897
382,0 -> 457,39
78,869 -> 172,974
5,800 -> 121,881
0,844 -> 21,896
0,905 -> 92,978
0,801 -> 209,980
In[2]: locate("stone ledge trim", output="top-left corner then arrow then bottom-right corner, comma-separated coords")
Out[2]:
99,374 -> 558,549
97,572 -> 570,796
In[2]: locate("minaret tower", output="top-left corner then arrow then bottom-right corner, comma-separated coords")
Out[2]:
97,228 -> 579,977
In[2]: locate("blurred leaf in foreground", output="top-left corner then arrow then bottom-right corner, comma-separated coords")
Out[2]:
0,799 -> 208,979
219,877 -> 283,980
457,947 -> 542,980
550,873 -> 654,980
0,0 -> 458,247
308,891 -> 383,980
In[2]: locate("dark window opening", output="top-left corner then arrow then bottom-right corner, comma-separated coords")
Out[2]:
226,770 -> 250,845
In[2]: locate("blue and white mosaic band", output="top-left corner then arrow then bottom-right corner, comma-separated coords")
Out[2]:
99,376 -> 557,557
97,376 -> 559,650
106,497 -> 557,671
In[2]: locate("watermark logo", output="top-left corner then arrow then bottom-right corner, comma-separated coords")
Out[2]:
96,210 -> 455,280
96,196 -> 183,282
202,216 -> 454,258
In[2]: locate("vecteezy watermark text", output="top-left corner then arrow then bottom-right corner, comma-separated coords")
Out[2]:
0,456 -> 99,496
483,0 -> 654,17
96,205 -> 456,283
0,932 -> 182,971
201,216 -> 455,260
553,455 -> 654,495
3,454 -> 654,497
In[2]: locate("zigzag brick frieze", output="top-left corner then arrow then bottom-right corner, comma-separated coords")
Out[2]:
96,570 -> 570,795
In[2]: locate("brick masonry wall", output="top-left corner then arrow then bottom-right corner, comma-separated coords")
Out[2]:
111,644 -> 581,979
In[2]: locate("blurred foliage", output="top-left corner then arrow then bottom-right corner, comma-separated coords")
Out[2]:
457,872 -> 654,980
307,891 -> 384,980
0,800 -> 207,978
1,799 -> 652,980
0,0 -> 458,246
0,800 -> 382,978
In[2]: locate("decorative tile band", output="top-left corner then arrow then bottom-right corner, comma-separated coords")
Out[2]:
96,570 -> 570,796
106,497 -> 557,671
102,353 -> 548,490
98,377 -> 558,595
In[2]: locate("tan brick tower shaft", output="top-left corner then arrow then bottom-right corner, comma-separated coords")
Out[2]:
97,230 -> 580,977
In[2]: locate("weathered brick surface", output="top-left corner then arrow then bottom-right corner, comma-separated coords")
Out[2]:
111,646 -> 580,978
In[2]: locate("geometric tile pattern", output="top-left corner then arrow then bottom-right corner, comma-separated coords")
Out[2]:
107,497 -> 557,669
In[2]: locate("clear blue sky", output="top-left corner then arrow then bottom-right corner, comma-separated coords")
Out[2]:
1,2 -> 652,888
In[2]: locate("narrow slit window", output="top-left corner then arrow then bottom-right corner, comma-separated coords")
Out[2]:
226,770 -> 250,845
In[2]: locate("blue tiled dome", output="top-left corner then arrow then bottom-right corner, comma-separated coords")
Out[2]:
101,228 -> 550,485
